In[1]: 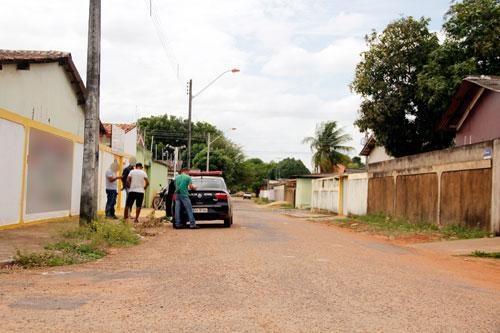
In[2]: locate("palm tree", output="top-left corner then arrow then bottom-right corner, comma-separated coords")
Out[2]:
303,121 -> 353,173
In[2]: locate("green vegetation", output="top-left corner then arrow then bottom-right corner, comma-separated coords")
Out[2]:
355,214 -> 439,235
253,197 -> 270,205
470,251 -> 500,259
14,220 -> 139,268
331,213 -> 490,240
303,121 -> 353,173
440,224 -> 490,240
352,0 -> 499,157
137,115 -> 312,193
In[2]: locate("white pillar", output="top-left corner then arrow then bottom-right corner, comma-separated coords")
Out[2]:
490,139 -> 500,235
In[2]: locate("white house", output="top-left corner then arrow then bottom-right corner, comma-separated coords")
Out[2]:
0,50 -> 130,229
359,135 -> 393,165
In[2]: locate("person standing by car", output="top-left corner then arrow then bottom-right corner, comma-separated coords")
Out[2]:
105,161 -> 120,219
125,162 -> 149,224
174,168 -> 197,229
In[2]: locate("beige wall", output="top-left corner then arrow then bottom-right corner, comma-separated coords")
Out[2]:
367,140 -> 498,233
367,146 -> 393,164
0,62 -> 85,136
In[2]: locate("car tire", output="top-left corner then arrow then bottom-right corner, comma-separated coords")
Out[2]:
223,217 -> 232,228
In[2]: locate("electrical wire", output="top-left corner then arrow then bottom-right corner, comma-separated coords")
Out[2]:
143,0 -> 183,81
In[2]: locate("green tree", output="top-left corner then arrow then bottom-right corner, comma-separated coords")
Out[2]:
137,114 -> 221,161
351,17 -> 448,157
418,0 -> 500,133
191,139 -> 245,190
303,121 -> 353,173
268,158 -> 310,179
239,158 -> 272,194
348,156 -> 366,169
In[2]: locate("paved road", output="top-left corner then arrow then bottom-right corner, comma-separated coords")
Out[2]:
1,200 -> 499,332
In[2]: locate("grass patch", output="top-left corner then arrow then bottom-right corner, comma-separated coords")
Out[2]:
355,213 -> 438,235
13,219 -> 139,268
253,197 -> 270,205
440,224 -> 490,239
331,213 -> 490,241
470,251 -> 500,259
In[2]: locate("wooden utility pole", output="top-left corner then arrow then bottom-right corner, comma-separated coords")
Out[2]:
80,0 -> 101,225
187,79 -> 193,168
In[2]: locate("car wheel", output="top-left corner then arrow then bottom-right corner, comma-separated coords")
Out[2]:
223,217 -> 232,228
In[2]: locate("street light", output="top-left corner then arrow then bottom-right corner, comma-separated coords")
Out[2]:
206,128 -> 237,171
187,68 -> 240,168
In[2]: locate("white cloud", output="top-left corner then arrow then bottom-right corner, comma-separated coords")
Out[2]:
0,0 -> 448,168
261,38 -> 365,77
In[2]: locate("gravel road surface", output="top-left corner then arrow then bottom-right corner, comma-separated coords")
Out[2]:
0,200 -> 499,332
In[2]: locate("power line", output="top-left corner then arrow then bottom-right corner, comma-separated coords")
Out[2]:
143,0 -> 182,81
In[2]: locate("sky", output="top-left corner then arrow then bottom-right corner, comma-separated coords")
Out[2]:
0,0 -> 450,169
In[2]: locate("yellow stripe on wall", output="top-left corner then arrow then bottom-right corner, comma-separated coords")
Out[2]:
0,107 -> 134,230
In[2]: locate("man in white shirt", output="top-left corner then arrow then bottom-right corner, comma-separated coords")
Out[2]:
125,163 -> 149,223
105,161 -> 120,219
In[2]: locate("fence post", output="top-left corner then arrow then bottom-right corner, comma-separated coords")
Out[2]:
491,139 -> 500,235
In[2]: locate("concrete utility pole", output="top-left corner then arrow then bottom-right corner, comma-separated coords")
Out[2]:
206,132 -> 211,172
187,79 -> 193,168
80,0 -> 101,225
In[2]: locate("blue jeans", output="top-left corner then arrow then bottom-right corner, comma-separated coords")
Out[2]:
105,189 -> 117,217
175,195 -> 196,227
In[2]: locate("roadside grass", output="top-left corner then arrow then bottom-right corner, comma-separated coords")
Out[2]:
329,213 -> 490,241
14,219 -> 140,268
253,197 -> 270,205
470,251 -> 500,259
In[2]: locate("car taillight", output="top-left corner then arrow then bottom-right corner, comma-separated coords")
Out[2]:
215,193 -> 228,201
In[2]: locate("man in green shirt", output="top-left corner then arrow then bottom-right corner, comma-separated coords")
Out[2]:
174,168 -> 197,229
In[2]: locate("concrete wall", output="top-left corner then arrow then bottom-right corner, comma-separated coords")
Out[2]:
368,146 -> 393,164
343,173 -> 368,216
285,188 -> 295,206
456,90 -> 500,146
0,63 -> 85,137
367,140 -> 499,233
274,185 -> 285,202
311,177 -> 339,213
0,119 -> 25,226
124,127 -> 137,156
148,161 -> 168,207
295,178 -> 312,209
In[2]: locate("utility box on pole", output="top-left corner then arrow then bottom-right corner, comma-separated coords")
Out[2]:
80,0 -> 101,225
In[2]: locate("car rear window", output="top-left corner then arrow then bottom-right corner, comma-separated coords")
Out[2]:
192,177 -> 227,190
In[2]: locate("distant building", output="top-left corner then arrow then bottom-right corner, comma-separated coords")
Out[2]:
101,123 -> 138,156
359,135 -> 393,165
438,75 -> 500,146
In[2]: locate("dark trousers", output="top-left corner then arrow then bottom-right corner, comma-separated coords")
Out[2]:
105,189 -> 118,217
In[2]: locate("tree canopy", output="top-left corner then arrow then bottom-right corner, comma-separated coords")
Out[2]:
352,0 -> 500,157
268,158 -> 310,180
137,114 -> 308,192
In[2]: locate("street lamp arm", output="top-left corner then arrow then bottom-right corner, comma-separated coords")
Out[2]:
192,68 -> 239,99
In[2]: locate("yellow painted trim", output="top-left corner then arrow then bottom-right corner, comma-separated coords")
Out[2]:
18,126 -> 30,224
99,143 -> 132,158
0,107 -> 84,143
0,216 -> 78,231
117,156 -> 123,210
